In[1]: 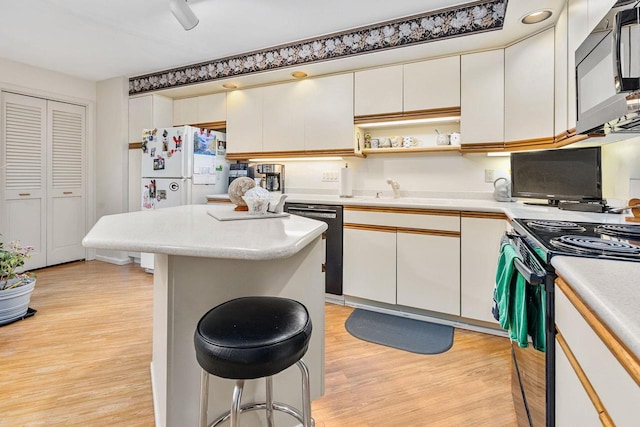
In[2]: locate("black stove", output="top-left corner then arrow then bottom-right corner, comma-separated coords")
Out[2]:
512,218 -> 640,264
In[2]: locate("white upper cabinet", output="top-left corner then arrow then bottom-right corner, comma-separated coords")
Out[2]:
226,87 -> 264,153
304,74 -> 354,150
263,82 -> 305,152
173,93 -> 226,126
568,0 -> 590,130
172,97 -> 198,126
555,4 -> 569,136
197,93 -> 226,124
354,65 -> 403,116
128,95 -> 172,142
227,74 -> 354,154
505,28 -> 555,142
404,56 -> 460,111
460,50 -> 504,145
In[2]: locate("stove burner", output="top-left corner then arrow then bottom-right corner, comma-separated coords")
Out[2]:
595,224 -> 640,239
550,235 -> 640,257
527,220 -> 586,232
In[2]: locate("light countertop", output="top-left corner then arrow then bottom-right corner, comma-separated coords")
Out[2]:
82,204 -> 327,260
209,192 -> 635,224
551,256 -> 640,358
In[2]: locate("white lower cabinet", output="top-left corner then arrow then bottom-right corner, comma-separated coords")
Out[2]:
343,226 -> 396,304
555,279 -> 640,425
397,231 -> 460,315
460,215 -> 507,323
555,338 -> 601,426
343,207 -> 461,315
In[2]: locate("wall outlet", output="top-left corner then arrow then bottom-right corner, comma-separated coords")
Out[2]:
322,170 -> 339,182
484,169 -> 494,183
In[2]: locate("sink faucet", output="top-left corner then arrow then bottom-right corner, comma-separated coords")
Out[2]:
386,178 -> 400,198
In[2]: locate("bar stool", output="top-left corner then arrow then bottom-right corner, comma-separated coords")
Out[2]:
194,296 -> 313,427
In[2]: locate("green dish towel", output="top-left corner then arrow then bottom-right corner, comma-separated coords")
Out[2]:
494,243 -> 545,351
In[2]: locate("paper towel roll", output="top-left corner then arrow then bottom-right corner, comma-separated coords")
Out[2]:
339,165 -> 353,197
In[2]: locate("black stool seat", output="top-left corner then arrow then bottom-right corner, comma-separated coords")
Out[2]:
194,296 -> 312,380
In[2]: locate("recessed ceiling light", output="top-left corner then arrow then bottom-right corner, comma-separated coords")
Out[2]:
521,10 -> 552,24
291,71 -> 308,79
222,83 -> 238,89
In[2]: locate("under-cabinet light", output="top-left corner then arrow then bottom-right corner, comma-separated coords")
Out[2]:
362,116 -> 460,128
291,71 -> 308,79
247,157 -> 343,162
487,152 -> 511,157
222,83 -> 238,89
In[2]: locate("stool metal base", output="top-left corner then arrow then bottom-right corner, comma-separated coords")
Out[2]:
200,359 -> 313,427
210,402 -> 315,427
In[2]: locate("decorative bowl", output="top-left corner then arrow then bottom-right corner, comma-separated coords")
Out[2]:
241,196 -> 270,215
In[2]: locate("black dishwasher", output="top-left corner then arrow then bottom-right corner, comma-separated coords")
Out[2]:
284,203 -> 343,295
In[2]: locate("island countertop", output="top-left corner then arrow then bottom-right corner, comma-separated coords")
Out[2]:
82,204 -> 328,260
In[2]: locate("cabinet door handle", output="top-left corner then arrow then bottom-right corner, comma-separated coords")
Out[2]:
322,232 -> 327,240
19,193 -> 30,196
321,263 -> 326,273
63,191 -> 72,195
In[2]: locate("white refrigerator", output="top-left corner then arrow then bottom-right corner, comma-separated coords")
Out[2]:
140,126 -> 229,270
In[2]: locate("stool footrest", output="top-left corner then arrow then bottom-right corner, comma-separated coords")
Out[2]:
210,401 -> 315,427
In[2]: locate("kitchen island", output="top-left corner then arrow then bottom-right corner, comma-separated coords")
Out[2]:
82,204 -> 328,427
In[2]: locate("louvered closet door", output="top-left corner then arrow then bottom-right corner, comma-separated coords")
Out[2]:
1,92 -> 47,270
46,101 -> 86,265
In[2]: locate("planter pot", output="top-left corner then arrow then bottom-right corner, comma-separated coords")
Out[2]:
0,278 -> 36,325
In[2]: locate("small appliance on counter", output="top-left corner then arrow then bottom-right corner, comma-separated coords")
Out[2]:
228,163 -> 253,186
251,163 -> 285,193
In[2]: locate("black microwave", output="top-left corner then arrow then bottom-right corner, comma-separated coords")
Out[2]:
576,0 -> 640,135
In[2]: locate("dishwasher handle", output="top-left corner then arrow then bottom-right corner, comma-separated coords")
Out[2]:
288,209 -> 337,219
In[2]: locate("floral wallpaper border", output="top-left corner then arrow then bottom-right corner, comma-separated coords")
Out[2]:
129,0 -> 507,95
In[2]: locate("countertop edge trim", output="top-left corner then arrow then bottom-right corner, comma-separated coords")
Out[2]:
82,227 -> 326,261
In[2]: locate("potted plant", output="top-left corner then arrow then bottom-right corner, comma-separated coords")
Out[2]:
0,236 -> 36,325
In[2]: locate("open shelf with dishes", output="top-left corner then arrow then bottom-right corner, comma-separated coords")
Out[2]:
354,109 -> 461,155
355,121 -> 462,155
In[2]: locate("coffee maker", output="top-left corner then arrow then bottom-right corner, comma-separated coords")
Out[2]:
252,163 -> 285,193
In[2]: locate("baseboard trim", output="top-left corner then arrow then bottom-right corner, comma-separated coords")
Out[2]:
343,296 -> 508,338
94,254 -> 133,266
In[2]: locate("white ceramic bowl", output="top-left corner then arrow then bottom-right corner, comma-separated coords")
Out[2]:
241,196 -> 270,215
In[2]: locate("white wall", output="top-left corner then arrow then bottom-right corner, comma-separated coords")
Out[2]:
0,57 -> 96,102
282,154 -> 511,198
602,137 -> 640,201
96,77 -> 128,217
95,77 -> 131,264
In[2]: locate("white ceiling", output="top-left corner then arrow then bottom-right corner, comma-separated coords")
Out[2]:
0,0 -> 565,92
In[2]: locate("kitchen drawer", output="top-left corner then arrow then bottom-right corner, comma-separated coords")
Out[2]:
555,283 -> 639,425
344,207 -> 460,232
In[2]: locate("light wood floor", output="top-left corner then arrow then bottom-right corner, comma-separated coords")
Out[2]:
0,261 -> 516,426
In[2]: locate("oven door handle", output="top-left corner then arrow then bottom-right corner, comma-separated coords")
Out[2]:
501,233 -> 545,286
513,258 -> 544,285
